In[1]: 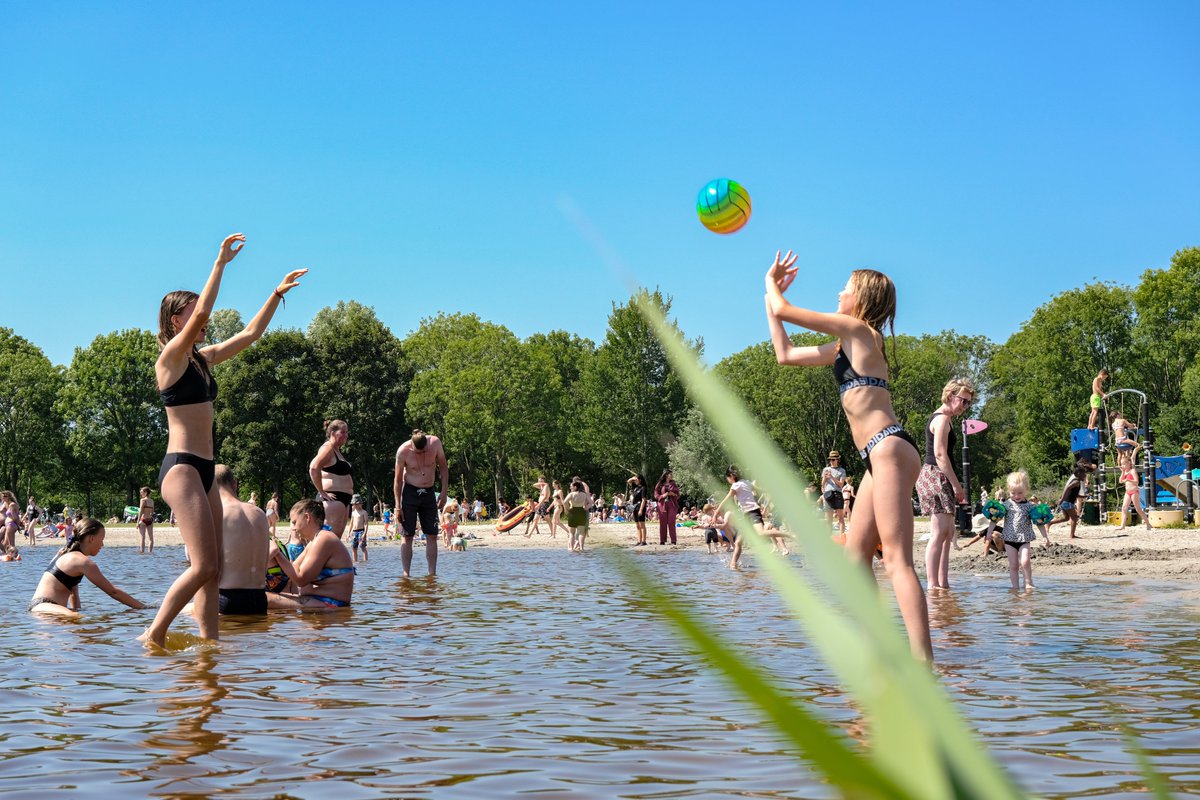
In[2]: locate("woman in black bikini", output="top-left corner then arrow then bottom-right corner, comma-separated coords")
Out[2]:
29,518 -> 149,616
764,250 -> 932,661
141,233 -> 306,647
310,419 -> 354,539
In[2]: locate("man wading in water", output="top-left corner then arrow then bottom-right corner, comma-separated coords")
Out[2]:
393,428 -> 449,577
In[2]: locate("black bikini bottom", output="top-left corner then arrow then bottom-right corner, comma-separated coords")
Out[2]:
159,453 -> 216,494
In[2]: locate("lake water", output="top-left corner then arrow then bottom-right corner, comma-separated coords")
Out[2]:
1,542 -> 1198,798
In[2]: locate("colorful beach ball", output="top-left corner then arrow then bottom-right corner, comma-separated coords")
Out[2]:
1030,503 -> 1054,525
983,499 -> 1007,521
696,178 -> 752,234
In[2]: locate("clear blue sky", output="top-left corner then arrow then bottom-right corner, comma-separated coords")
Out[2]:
2,3 -> 1196,367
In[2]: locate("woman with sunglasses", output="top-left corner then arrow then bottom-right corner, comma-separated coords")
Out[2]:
916,378 -> 976,591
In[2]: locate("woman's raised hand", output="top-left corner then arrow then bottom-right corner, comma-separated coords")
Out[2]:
276,268 -> 308,296
767,250 -> 799,293
217,233 -> 247,265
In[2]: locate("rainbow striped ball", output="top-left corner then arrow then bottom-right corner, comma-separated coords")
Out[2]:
696,178 -> 752,235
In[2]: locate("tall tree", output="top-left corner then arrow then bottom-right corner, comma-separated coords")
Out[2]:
576,289 -> 693,484
213,329 -> 321,501
308,301 -> 410,508
206,309 -> 245,345
0,329 -> 64,496
58,330 -> 166,504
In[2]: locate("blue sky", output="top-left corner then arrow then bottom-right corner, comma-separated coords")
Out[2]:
2,3 -> 1196,367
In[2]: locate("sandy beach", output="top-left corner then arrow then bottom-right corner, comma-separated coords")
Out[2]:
39,517 -> 1200,582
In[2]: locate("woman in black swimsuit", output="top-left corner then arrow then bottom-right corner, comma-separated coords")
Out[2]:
764,250 -> 932,661
142,233 -> 306,648
310,419 -> 354,539
29,518 -> 148,616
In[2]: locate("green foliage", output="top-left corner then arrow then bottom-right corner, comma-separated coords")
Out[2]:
57,330 -> 165,505
576,289 -> 692,484
0,328 -> 64,496
307,301 -> 410,507
666,407 -> 728,500
213,329 -> 321,502
206,308 -> 245,345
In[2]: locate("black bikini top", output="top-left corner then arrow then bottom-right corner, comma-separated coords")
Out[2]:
160,358 -> 218,408
833,348 -> 889,394
322,452 -> 353,477
46,554 -> 83,590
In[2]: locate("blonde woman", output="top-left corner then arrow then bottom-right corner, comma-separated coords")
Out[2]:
916,378 -> 976,591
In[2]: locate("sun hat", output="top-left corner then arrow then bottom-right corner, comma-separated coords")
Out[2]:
828,450 -> 841,459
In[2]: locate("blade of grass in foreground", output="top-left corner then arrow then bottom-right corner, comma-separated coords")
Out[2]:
638,296 -> 1025,799
614,550 -> 918,800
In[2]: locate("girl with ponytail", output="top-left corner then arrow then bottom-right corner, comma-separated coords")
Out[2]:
29,518 -> 149,615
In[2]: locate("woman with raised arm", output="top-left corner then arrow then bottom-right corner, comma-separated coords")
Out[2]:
309,419 -> 354,539
764,249 -> 932,661
140,233 -> 306,648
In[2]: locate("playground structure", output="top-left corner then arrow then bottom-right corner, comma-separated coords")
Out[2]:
1069,388 -> 1197,525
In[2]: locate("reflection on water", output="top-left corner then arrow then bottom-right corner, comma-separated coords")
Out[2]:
1,544 -> 1198,798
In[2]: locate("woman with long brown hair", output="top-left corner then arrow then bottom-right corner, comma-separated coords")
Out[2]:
764,250 -> 932,661
140,233 -> 305,647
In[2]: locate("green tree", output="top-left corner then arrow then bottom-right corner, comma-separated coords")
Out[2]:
990,283 -> 1135,485
577,290 -> 693,484
666,406 -> 729,500
0,329 -> 64,496
308,301 -> 410,508
58,330 -> 166,506
522,331 -> 596,481
213,330 -> 321,501
206,308 -> 245,345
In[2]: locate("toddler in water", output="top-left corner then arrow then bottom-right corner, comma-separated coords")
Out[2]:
984,471 -> 1050,591
440,501 -> 459,548
1,545 -> 20,561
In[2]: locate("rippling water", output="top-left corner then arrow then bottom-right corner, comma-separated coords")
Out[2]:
1,541 -> 1198,798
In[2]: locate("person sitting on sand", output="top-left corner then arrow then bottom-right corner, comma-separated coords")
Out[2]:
268,499 -> 355,610
29,518 -> 150,615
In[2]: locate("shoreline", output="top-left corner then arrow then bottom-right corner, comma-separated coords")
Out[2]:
34,518 -> 1200,581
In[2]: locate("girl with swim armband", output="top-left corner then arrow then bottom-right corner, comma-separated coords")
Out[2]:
141,234 -> 306,647
29,518 -> 150,616
764,250 -> 932,661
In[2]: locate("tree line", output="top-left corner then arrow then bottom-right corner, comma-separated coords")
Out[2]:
2,247 -> 1196,517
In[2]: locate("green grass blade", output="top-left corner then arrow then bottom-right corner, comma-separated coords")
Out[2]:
614,550 -> 920,800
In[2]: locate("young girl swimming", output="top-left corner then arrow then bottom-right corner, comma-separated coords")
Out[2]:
764,250 -> 932,661
29,518 -> 149,615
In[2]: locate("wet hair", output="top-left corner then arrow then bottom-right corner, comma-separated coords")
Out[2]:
848,269 -> 899,368
157,289 -> 213,387
290,498 -> 326,524
58,517 -> 104,556
324,419 -> 348,439
1006,471 -> 1031,495
941,378 -> 977,406
412,428 -> 428,450
213,464 -> 237,491
139,486 -> 151,497
725,465 -> 741,481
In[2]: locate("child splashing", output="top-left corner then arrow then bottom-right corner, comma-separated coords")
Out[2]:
764,250 -> 932,661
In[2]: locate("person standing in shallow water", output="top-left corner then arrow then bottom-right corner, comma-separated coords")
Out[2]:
310,419 -> 354,540
393,428 -> 449,577
136,487 -> 155,554
917,378 -> 975,592
140,233 -> 306,648
763,249 -> 933,662
654,470 -> 680,545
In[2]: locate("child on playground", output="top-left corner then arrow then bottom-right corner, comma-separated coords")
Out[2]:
1088,369 -> 1108,430
1047,463 -> 1089,539
1116,452 -> 1152,530
764,250 -> 932,660
985,471 -> 1050,591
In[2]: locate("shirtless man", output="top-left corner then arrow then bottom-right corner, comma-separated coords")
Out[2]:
1088,369 -> 1108,430
393,428 -> 449,577
209,465 -> 297,615
522,476 -> 551,538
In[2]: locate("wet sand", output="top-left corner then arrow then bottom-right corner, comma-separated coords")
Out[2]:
54,516 -> 1200,581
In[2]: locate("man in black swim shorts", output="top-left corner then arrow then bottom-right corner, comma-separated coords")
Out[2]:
393,428 -> 449,578
212,465 -> 293,614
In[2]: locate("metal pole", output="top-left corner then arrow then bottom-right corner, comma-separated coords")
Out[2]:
1185,451 -> 1195,525
1143,396 -> 1156,513
958,420 -> 971,533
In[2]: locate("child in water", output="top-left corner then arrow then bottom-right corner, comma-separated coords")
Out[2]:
440,500 -> 459,548
29,519 -> 150,615
984,471 -> 1050,591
